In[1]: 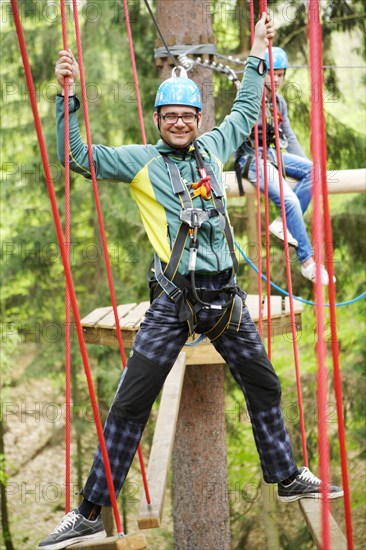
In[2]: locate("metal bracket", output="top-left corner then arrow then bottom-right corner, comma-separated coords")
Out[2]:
180,208 -> 209,228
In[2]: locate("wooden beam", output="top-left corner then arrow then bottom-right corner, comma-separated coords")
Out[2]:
298,499 -> 347,550
82,325 -> 136,348
223,168 -> 366,197
138,353 -> 187,529
81,296 -> 303,365
71,533 -> 147,550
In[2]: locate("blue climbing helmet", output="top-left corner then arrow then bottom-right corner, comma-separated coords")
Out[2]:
155,67 -> 202,111
265,47 -> 288,70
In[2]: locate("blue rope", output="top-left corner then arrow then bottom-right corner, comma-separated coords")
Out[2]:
235,241 -> 366,307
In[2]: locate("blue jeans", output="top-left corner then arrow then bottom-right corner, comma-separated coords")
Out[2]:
242,149 -> 313,263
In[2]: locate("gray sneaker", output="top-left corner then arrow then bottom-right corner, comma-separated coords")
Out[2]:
37,509 -> 106,549
278,466 -> 344,502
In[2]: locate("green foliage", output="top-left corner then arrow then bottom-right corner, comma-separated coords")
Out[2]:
0,328 -> 20,393
1,1 -> 365,548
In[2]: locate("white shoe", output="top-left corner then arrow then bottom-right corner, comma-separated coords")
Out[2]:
301,261 -> 336,285
269,217 -> 298,248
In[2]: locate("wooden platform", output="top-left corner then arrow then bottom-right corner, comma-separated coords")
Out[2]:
71,533 -> 146,549
299,499 -> 347,549
81,295 -> 303,365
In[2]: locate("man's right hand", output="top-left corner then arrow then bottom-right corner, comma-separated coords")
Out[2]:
55,49 -> 79,95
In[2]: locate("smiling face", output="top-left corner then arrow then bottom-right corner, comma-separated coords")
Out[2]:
153,105 -> 202,149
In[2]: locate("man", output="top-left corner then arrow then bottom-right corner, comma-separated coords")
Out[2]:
235,46 -> 335,284
38,15 -> 342,550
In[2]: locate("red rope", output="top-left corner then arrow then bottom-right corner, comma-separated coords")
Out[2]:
260,0 -> 272,357
308,3 -> 353,547
70,0 -> 150,506
250,0 -> 263,338
265,42 -> 308,466
11,0 -> 123,535
261,99 -> 272,356
60,0 -> 71,515
308,3 -> 331,547
122,0 -> 151,503
257,0 -> 307,462
123,0 -> 147,145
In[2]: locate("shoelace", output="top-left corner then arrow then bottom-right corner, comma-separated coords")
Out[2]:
52,510 -> 78,534
298,467 -> 321,486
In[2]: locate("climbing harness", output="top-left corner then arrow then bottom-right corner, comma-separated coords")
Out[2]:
235,97 -> 288,191
150,144 -> 242,340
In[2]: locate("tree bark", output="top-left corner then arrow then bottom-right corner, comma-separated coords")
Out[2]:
246,196 -> 260,293
238,0 -> 251,57
156,0 -> 215,130
172,365 -> 231,550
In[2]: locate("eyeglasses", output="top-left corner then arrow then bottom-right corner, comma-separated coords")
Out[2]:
159,113 -> 198,125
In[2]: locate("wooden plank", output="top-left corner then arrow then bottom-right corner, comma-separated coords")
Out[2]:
82,307 -> 302,361
138,353 -> 187,529
81,307 -> 115,327
82,326 -> 136,349
262,295 -> 283,319
81,295 -> 303,362
223,168 -> 366,197
262,313 -> 302,341
120,301 -> 150,330
284,296 -> 304,314
245,294 -> 261,322
71,533 -> 147,549
185,340 -> 224,365
97,303 -> 137,329
299,499 -> 347,550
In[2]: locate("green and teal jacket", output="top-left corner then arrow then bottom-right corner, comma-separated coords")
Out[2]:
56,56 -> 266,275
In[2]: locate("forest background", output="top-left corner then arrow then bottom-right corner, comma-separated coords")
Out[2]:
1,1 -> 365,549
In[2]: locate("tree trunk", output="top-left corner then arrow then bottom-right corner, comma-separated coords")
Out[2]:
0,416 -> 15,550
246,196 -> 260,293
172,365 -> 231,550
237,0 -> 251,57
156,2 -> 230,547
156,0 -> 215,130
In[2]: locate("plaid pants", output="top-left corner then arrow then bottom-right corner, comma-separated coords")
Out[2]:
83,273 -> 297,506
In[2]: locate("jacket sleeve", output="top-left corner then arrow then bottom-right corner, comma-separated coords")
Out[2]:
278,95 -> 308,158
198,56 -> 266,164
56,95 -> 146,183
